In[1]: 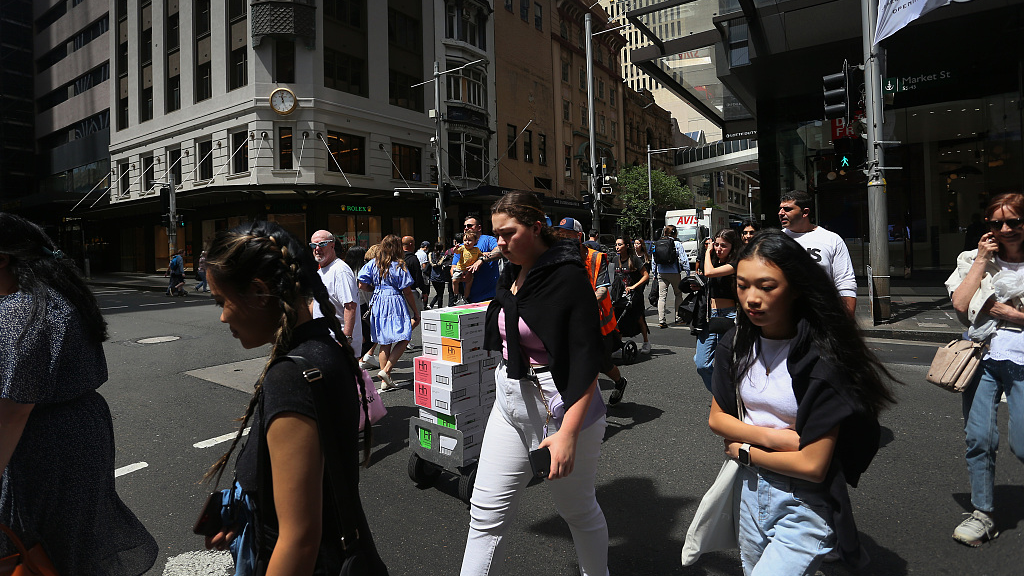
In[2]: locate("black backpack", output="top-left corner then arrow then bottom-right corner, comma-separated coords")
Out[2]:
653,237 -> 677,265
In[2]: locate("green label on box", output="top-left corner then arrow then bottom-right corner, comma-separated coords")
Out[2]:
440,311 -> 464,339
437,413 -> 456,429
418,428 -> 432,449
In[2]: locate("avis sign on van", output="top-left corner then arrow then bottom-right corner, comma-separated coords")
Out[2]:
674,215 -> 700,226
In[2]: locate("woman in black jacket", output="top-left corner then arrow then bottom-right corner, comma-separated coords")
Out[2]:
707,230 -> 896,574
460,192 -> 608,576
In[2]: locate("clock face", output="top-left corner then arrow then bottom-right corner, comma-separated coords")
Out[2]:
270,88 -> 296,115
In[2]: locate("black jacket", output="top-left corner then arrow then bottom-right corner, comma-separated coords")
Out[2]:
483,240 -> 602,409
403,251 -> 426,292
711,319 -> 880,568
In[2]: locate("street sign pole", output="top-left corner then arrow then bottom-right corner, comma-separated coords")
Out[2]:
863,0 -> 890,322
586,13 -> 599,234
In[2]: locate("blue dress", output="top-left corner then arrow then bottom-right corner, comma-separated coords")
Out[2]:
358,259 -> 414,345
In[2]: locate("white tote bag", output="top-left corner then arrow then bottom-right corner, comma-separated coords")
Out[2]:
680,458 -> 742,565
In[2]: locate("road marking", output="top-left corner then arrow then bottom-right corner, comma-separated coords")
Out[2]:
186,358 -> 268,393
194,427 -> 251,449
139,302 -> 175,307
100,305 -> 129,310
137,336 -> 181,344
161,550 -> 233,576
114,461 -> 148,477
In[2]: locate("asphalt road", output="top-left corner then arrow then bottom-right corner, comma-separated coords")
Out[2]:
91,287 -> 1023,576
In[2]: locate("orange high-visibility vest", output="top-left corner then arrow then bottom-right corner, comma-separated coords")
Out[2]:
583,248 -> 617,336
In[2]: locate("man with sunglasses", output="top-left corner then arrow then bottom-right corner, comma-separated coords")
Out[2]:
779,190 -> 857,316
451,215 -> 501,302
309,230 -> 362,354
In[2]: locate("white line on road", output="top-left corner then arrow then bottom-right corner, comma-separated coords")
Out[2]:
139,302 -> 176,307
100,305 -> 129,310
193,427 -> 250,449
114,461 -> 148,477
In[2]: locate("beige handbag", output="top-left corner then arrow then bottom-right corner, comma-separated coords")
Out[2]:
926,340 -> 986,392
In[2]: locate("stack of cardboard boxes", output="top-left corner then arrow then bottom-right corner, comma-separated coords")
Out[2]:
411,302 -> 497,467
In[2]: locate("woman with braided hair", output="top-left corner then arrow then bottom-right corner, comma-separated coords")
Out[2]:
200,221 -> 388,575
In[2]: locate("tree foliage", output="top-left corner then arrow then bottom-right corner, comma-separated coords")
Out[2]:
615,164 -> 691,239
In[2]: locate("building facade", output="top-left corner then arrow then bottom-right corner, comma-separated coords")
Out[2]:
629,0 -> 1024,273
96,0 -> 473,273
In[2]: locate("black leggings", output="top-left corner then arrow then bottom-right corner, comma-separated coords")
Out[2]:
430,281 -> 447,308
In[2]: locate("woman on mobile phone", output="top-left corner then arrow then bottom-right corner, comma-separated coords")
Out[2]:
461,191 -> 608,576
708,230 -> 895,574
947,192 -> 1024,546
694,229 -> 740,392
201,221 -> 387,575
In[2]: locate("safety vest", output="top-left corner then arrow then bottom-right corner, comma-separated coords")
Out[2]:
583,248 -> 617,336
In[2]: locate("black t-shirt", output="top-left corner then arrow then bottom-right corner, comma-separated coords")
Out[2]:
234,318 -> 365,572
611,252 -> 646,287
404,251 -> 426,291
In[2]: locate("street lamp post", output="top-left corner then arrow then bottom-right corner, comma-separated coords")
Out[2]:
646,144 -> 690,239
585,13 -> 599,233
411,58 -> 484,244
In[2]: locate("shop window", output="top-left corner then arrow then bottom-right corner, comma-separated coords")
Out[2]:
328,213 -> 381,248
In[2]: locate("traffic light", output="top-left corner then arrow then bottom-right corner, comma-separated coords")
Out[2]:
159,186 -> 171,213
603,175 -> 617,186
161,213 -> 171,228
178,213 -> 186,227
582,193 -> 594,208
823,60 -> 851,123
432,207 -> 441,223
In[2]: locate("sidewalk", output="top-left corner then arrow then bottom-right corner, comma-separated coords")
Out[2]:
85,271 -> 960,343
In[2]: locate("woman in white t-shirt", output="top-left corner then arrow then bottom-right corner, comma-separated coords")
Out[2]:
947,192 -> 1024,547
707,230 -> 896,574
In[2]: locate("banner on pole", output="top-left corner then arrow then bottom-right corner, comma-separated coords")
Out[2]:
875,0 -> 971,45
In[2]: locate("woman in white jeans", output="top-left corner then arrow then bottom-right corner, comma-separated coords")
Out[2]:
461,191 -> 608,576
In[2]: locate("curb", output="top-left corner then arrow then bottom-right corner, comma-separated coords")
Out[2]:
859,327 -> 958,344
87,281 -> 170,293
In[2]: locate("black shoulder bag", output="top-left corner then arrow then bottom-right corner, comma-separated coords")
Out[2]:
255,355 -> 388,576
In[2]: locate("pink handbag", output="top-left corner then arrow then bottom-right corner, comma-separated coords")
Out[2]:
358,369 -> 387,431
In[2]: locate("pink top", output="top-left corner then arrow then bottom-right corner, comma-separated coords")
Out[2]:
497,308 -> 550,365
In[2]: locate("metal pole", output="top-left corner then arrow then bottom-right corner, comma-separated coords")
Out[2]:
862,0 -> 890,322
586,13 -> 599,234
434,61 -> 446,245
647,144 -> 653,239
168,175 -> 178,255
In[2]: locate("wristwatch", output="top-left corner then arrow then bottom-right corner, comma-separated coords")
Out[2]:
738,443 -> 751,466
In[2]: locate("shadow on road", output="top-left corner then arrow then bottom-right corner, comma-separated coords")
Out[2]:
953,484 -> 1024,534
818,531 -> 909,576
603,403 -> 665,442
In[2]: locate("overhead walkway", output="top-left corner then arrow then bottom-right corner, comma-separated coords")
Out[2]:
675,138 -> 759,177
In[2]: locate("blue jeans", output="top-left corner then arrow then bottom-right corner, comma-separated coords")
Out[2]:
694,307 -> 736,392
962,358 -> 1024,513
738,466 -> 835,576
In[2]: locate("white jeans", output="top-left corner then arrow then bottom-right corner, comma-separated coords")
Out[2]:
460,362 -> 608,576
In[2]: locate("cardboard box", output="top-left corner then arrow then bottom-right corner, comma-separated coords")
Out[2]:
414,356 -> 478,389
422,333 -> 487,365
480,386 -> 496,406
436,427 -> 483,461
418,407 -> 486,438
438,308 -> 486,340
420,308 -> 446,338
479,352 -> 499,384
414,379 -> 480,416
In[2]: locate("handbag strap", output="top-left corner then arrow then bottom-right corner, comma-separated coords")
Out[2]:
256,355 -> 365,554
0,523 -> 32,558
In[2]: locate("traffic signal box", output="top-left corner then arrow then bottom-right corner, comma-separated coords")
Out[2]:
412,302 -> 496,465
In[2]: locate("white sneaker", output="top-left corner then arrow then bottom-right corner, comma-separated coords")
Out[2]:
378,370 -> 396,391
953,510 -> 998,546
360,355 -> 379,369
640,342 -> 651,355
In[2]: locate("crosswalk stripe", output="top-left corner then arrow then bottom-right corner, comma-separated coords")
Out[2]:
114,461 -> 148,477
193,428 -> 250,449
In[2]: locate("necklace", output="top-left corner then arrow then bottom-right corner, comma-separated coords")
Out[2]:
758,338 -> 790,376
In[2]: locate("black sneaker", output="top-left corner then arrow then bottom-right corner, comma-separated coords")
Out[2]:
658,322 -> 668,329
609,377 -> 628,405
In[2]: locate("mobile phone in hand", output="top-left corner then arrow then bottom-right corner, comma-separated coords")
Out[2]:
192,492 -> 223,537
529,447 -> 551,479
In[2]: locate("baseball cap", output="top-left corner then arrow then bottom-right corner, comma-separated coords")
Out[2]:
420,241 -> 431,248
555,217 -> 583,233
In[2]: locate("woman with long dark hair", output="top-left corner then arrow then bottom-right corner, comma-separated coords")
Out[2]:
739,219 -> 760,245
708,229 -> 895,574
428,241 -> 452,309
612,235 -> 651,355
0,213 -> 157,574
947,192 -> 1024,546
358,235 -> 419,391
694,228 -> 740,391
461,191 -> 608,575
201,221 -> 387,575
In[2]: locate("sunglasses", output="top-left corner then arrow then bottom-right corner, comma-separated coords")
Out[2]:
464,223 -> 477,229
987,219 -> 1024,231
309,240 -> 333,248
